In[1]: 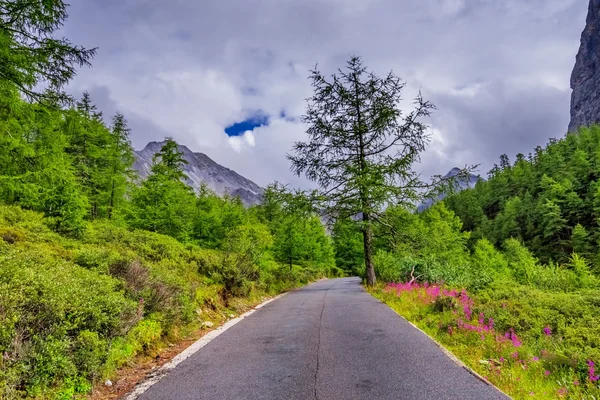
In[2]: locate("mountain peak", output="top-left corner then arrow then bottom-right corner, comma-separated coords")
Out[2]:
133,141 -> 264,206
417,167 -> 485,212
569,0 -> 600,132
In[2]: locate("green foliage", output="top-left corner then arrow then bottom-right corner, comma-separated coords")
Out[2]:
0,203 -> 331,398
331,217 -> 364,275
373,250 -> 404,283
194,185 -> 246,248
376,203 -> 471,273
0,0 -> 96,102
219,223 -> 273,297
446,125 -> 600,270
373,283 -> 600,399
469,239 -> 508,288
257,184 -> 335,272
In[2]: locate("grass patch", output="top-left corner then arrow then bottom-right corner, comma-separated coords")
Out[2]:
371,282 -> 600,399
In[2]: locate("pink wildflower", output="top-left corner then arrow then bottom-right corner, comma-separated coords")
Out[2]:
573,380 -> 579,386
557,388 -> 567,397
588,360 -> 600,382
511,351 -> 519,359
499,357 -> 505,363
504,329 -> 522,347
532,356 -> 539,361
543,326 -> 552,336
544,370 -> 551,376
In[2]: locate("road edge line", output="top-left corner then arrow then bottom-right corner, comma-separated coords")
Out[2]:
123,292 -> 288,400
373,296 -> 512,399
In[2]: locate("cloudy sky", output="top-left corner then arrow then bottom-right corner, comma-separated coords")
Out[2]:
63,0 -> 588,188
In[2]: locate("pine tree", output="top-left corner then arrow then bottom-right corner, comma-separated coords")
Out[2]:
107,112 -> 136,219
288,56 -> 439,285
572,224 -> 592,260
0,84 -> 87,234
0,0 -> 96,102
65,93 -> 115,218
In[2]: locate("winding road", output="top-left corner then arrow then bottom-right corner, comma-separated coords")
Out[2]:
137,277 -> 507,400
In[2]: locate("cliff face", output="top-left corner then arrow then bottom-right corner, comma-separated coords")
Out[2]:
134,141 -> 264,206
416,167 -> 484,213
569,0 -> 600,132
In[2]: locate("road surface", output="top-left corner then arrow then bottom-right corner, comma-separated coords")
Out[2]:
138,277 -> 507,400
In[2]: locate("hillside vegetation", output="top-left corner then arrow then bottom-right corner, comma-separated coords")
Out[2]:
0,23 -> 338,399
361,128 -> 600,398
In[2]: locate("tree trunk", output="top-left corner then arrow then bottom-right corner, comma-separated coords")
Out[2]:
362,212 -> 376,286
108,180 -> 115,219
353,67 -> 376,286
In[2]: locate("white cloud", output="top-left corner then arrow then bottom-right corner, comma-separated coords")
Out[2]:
228,131 -> 256,153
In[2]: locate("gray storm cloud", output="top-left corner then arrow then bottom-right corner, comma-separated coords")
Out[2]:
62,0 -> 587,187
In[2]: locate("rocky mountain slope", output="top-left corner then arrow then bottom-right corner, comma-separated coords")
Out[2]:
417,167 -> 484,212
569,0 -> 600,132
133,141 -> 264,206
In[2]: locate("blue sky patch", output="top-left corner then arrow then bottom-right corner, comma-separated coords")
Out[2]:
225,114 -> 269,137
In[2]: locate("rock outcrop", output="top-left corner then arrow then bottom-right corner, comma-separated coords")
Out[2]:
134,141 -> 264,206
569,0 -> 600,132
416,167 -> 484,213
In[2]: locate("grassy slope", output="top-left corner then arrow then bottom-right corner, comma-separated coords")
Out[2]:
0,205 -> 322,399
370,282 -> 600,400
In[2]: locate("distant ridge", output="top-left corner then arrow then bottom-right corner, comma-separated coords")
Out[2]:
133,141 -> 264,206
417,167 -> 484,212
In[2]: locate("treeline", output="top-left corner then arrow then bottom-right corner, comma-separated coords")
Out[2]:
445,125 -> 600,270
329,125 -> 600,288
0,81 -> 335,271
0,85 -> 134,233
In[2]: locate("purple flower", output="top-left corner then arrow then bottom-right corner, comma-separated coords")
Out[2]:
589,360 -> 600,382
543,326 -> 552,336
532,356 -> 539,361
544,370 -> 551,376
499,357 -> 505,363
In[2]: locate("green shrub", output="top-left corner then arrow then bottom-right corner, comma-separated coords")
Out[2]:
0,204 -> 332,397
468,239 -> 508,289
503,238 -> 538,284
373,250 -> 404,283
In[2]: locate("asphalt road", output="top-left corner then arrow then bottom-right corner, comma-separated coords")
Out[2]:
138,277 -> 508,400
